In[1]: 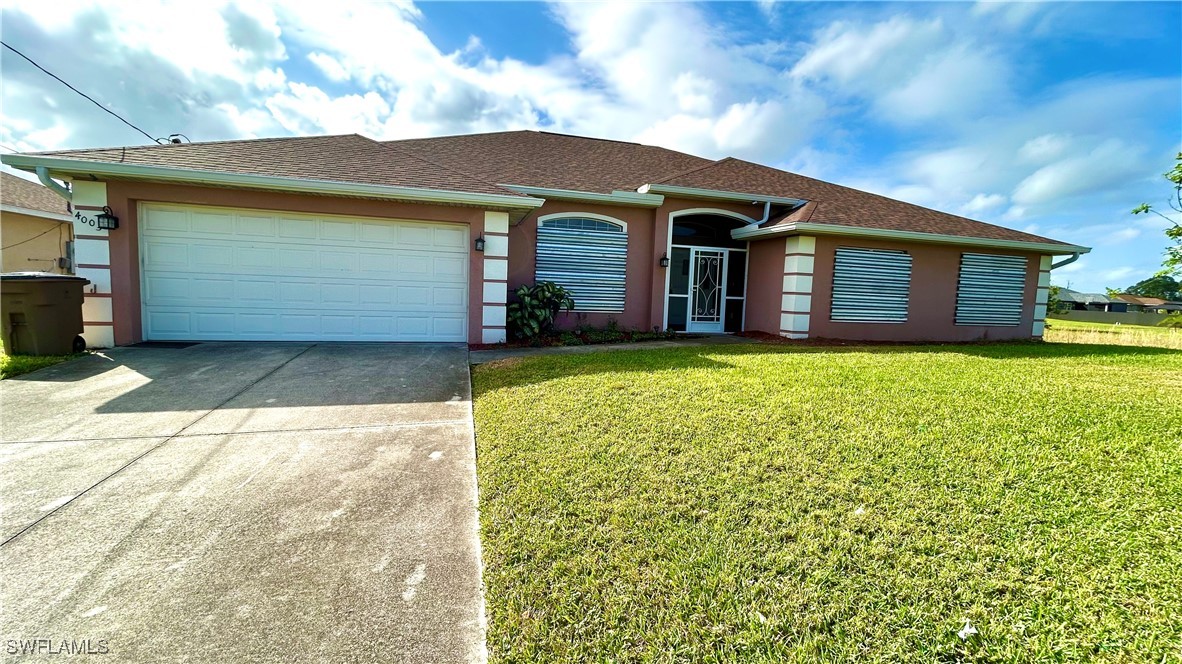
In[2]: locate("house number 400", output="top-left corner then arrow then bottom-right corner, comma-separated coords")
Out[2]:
74,210 -> 101,229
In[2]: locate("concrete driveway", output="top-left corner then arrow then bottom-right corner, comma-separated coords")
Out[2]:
0,343 -> 484,663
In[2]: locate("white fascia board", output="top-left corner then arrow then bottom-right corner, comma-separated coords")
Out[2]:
0,203 -> 73,223
637,183 -> 805,207
2,154 -> 545,210
499,183 -> 664,207
732,220 -> 1091,255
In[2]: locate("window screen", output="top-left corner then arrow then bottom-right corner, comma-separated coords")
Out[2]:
830,247 -> 912,323
955,253 -> 1027,326
536,218 -> 627,312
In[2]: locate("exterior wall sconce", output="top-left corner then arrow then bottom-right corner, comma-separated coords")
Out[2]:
474,236 -> 486,252
96,206 -> 119,230
659,253 -> 670,268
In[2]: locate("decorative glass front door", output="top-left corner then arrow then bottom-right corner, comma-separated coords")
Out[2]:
689,249 -> 725,333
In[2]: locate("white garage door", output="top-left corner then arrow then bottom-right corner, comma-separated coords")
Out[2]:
140,203 -> 469,342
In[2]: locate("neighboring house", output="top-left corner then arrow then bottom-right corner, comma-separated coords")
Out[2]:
1056,288 -> 1114,312
1115,294 -> 1182,314
1,132 -> 1089,349
1,171 -> 74,274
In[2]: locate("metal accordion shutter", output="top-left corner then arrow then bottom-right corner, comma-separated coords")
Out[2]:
955,253 -> 1028,326
536,226 -> 627,312
830,247 -> 912,323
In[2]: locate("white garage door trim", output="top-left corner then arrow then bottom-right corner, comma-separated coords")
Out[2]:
139,202 -> 469,342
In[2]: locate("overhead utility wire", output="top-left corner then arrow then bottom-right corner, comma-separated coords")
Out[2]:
1,41 -> 160,144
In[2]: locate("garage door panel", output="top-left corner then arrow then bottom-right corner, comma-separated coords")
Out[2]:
278,216 -> 317,239
237,214 -> 276,236
144,208 -> 190,232
190,210 -> 233,232
434,288 -> 466,307
434,226 -> 467,249
360,223 -> 397,244
141,203 -> 469,342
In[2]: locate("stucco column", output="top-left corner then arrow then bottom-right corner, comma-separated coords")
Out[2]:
69,181 -> 115,348
780,236 -> 816,339
481,211 -> 509,343
1032,255 -> 1052,337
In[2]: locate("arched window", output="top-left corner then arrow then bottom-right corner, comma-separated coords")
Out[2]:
535,215 -> 627,313
540,217 -> 623,233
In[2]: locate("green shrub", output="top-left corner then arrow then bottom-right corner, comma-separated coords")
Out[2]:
1159,313 -> 1182,328
507,282 -> 575,340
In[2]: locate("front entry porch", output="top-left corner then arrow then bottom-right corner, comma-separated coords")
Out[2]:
664,214 -> 749,333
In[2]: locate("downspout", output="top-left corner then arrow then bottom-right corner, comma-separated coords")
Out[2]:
1051,253 -> 1080,270
36,166 -> 71,202
751,200 -> 771,225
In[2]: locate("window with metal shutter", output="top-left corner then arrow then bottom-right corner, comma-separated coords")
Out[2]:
830,247 -> 912,323
955,253 -> 1027,326
536,218 -> 627,312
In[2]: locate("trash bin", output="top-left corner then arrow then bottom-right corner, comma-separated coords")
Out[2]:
1,272 -> 91,355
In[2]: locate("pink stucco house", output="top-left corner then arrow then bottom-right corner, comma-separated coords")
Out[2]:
1,131 -> 1088,348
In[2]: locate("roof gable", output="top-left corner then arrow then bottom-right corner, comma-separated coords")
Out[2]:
1,172 -> 70,215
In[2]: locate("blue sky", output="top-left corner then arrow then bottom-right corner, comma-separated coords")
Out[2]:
2,1 -> 1179,292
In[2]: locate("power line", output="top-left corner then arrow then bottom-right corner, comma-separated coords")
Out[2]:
1,41 -> 160,144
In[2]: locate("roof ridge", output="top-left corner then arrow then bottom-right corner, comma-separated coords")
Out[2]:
650,156 -> 732,185
384,129 -> 537,144
371,137 -> 528,198
28,133 -> 365,157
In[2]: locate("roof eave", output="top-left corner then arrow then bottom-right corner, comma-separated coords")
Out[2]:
732,221 -> 1091,256
499,184 -> 665,208
0,203 -> 73,223
1,154 -> 545,210
637,183 -> 805,207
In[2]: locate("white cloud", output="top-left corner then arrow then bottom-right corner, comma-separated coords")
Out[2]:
962,193 -> 1007,214
1012,139 -> 1146,207
1017,133 -> 1072,164
306,52 -> 349,83
790,15 -> 1009,126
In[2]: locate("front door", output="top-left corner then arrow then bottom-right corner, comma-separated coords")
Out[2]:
688,248 -> 725,333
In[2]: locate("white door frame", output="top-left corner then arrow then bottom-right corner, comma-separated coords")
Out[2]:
667,243 -> 747,334
661,209 -> 755,332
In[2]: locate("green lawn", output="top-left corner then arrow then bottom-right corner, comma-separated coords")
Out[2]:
473,343 -> 1182,662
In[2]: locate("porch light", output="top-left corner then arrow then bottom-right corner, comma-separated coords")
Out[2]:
474,236 -> 486,252
96,206 -> 119,230
659,253 -> 670,268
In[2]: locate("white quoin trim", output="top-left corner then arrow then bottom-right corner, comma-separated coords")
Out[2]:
1032,254 -> 1052,338
480,211 -> 510,344
780,236 -> 816,340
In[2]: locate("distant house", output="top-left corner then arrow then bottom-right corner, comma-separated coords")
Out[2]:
1056,288 -> 1114,312
1112,294 -> 1182,314
1,172 -> 74,274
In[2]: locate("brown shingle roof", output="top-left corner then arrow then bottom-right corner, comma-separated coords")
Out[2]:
15,130 -> 1078,247
656,157 -> 1070,246
386,131 -> 711,194
26,134 -> 526,198
1,172 -> 70,216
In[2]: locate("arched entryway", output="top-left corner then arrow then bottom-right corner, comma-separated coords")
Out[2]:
664,212 -> 750,333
